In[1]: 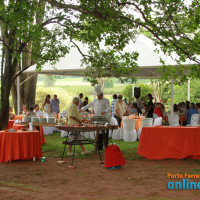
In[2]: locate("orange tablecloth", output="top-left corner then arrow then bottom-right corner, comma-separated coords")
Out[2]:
121,115 -> 144,131
8,120 -> 15,129
39,127 -> 45,145
13,124 -> 25,130
13,115 -> 24,121
13,124 -> 45,145
138,126 -> 200,160
0,130 -> 43,162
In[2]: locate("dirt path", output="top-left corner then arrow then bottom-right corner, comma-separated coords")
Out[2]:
0,155 -> 200,200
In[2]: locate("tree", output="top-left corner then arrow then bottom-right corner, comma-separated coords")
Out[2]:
105,79 -> 114,88
47,0 -> 200,83
1,0 -> 200,129
0,0 -> 70,129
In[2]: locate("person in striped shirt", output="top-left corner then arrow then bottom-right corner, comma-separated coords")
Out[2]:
111,94 -> 118,117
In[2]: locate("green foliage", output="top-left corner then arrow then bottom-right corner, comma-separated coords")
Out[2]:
104,79 -> 114,88
121,84 -> 153,103
83,46 -> 139,85
136,84 -> 154,103
43,75 -> 56,87
43,132 -> 139,158
121,85 -> 134,102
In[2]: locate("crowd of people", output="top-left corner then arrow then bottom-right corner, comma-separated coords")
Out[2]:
9,85 -> 200,128
8,85 -> 200,154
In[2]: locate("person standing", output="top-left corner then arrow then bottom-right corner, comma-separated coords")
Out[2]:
186,103 -> 198,124
81,85 -> 111,150
114,95 -> 129,127
134,95 -> 143,110
43,95 -> 52,117
67,97 -> 90,155
146,93 -> 154,118
78,93 -> 84,110
50,94 -> 60,115
81,85 -> 111,116
111,94 -> 118,117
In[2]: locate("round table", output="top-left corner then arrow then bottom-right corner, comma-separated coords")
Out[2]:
0,130 -> 43,162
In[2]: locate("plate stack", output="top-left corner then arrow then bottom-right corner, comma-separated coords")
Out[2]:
47,117 -> 55,123
23,117 -> 31,123
39,118 -> 47,123
31,117 -> 40,123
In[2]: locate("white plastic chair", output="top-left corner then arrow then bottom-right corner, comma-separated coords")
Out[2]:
123,119 -> 137,142
137,118 -> 153,140
168,114 -> 180,126
120,116 -> 129,139
153,113 -> 158,122
187,114 -> 199,126
108,117 -> 121,140
88,131 -> 95,139
153,117 -> 162,126
198,114 -> 200,125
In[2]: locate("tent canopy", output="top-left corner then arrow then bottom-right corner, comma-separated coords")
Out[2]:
23,34 -> 192,78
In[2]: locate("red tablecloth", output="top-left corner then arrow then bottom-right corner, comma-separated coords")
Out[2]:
39,126 -> 45,145
13,124 -> 26,130
8,120 -> 15,129
13,124 -> 45,145
138,126 -> 200,160
0,130 -> 43,162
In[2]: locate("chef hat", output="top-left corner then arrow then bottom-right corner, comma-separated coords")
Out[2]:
94,84 -> 103,95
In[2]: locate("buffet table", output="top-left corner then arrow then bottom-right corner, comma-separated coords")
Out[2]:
0,130 -> 43,162
15,123 -> 45,145
56,124 -> 118,166
137,126 -> 200,160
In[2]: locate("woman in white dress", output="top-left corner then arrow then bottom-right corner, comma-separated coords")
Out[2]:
42,95 -> 56,135
43,95 -> 52,118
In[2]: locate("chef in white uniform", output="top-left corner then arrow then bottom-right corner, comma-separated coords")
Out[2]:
81,85 -> 111,150
81,85 -> 111,116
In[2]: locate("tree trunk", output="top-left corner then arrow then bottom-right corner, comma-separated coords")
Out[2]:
0,87 -> 11,130
0,47 -> 16,130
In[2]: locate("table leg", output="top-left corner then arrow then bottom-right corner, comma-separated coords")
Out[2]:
71,144 -> 76,166
103,130 -> 108,149
94,131 -> 99,153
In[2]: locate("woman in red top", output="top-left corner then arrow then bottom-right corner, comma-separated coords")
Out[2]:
154,103 -> 163,118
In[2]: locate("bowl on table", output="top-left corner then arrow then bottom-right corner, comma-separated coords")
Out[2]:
21,127 -> 27,131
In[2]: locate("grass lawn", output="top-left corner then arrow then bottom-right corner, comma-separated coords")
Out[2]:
42,133 -> 141,160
